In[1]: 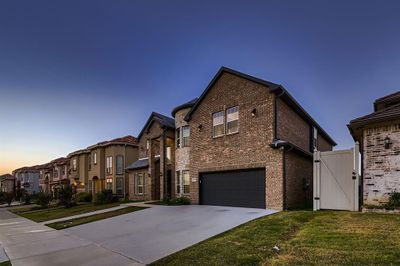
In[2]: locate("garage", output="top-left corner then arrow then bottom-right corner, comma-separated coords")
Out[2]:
199,168 -> 266,209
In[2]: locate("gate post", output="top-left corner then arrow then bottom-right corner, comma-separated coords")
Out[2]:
313,149 -> 321,211
353,142 -> 360,211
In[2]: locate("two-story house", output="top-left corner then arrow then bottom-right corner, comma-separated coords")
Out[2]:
87,136 -> 138,198
13,166 -> 40,194
0,174 -> 16,193
127,112 -> 175,201
67,149 -> 90,194
48,157 -> 70,193
183,67 -> 335,210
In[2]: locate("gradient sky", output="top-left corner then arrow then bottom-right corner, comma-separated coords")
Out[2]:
1,0 -> 400,175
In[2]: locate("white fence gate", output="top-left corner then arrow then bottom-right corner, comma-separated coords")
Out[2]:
313,143 -> 360,211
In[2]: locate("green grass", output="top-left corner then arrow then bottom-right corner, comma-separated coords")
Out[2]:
152,211 -> 400,266
0,261 -> 11,266
46,206 -> 147,230
13,203 -> 120,222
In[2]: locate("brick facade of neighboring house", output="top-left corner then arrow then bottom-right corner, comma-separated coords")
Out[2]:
185,67 -> 335,210
349,92 -> 400,206
127,113 -> 175,201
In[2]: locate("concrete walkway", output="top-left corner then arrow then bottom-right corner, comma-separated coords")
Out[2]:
0,209 -> 143,266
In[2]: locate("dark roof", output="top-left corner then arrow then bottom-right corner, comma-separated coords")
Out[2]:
67,149 -> 90,158
270,139 -> 313,158
184,66 -> 336,146
126,158 -> 149,170
137,112 -> 175,139
349,103 -> 400,128
50,157 -> 70,166
171,98 -> 198,117
374,91 -> 400,111
0,174 -> 15,181
87,135 -> 138,149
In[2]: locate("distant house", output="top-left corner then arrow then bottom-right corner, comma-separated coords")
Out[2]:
67,149 -> 90,194
13,166 -> 40,194
0,174 -> 16,193
349,91 -> 400,206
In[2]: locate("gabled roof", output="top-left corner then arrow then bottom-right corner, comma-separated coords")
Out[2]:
184,66 -> 336,146
171,98 -> 198,117
137,112 -> 175,139
87,135 -> 138,150
349,103 -> 400,128
0,174 -> 15,181
374,91 -> 400,111
126,158 -> 149,170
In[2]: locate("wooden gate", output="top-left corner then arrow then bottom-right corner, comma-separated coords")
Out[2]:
313,143 -> 360,211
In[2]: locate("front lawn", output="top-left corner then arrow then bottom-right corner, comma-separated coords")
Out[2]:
46,206 -> 147,229
152,211 -> 400,265
12,203 -> 120,222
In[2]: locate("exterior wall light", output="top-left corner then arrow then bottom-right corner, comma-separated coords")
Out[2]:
384,136 -> 392,149
251,108 -> 257,117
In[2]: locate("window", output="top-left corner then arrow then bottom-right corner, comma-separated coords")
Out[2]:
213,111 -> 225,137
54,167 -> 58,178
176,170 -> 190,194
72,159 -> 77,171
62,166 -> 66,175
166,147 -> 172,164
176,171 -> 181,194
182,126 -> 190,147
88,180 -> 92,193
146,140 -> 150,156
176,128 -> 181,148
183,170 -> 190,194
106,156 -> 113,175
93,152 -> 97,165
88,155 -> 91,170
106,178 -> 113,190
116,155 -> 124,175
135,173 -> 144,195
226,106 -> 239,134
116,177 -> 124,196
311,126 -> 318,151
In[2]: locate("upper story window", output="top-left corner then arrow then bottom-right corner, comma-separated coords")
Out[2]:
62,166 -> 66,175
213,111 -> 225,137
116,155 -> 124,175
226,106 -> 239,134
166,146 -> 172,163
182,126 -> 190,147
311,126 -> 318,151
94,152 -> 97,165
54,167 -> 59,178
72,159 -> 77,171
106,156 -> 113,175
88,155 -> 92,170
176,128 -> 181,148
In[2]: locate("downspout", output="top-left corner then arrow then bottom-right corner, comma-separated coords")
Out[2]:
163,128 -> 167,199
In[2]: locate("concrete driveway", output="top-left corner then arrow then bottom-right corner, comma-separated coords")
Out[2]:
66,205 -> 276,264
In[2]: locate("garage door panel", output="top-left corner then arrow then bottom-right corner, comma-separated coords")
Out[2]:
200,169 -> 265,209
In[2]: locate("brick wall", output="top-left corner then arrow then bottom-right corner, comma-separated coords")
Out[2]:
317,133 -> 333,152
363,123 -> 400,205
285,152 -> 313,208
189,72 -> 285,210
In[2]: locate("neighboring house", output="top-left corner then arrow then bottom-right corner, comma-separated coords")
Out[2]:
68,149 -> 90,194
38,162 -> 53,193
183,67 -> 336,210
87,136 -> 138,198
348,91 -> 400,206
13,166 -> 40,194
48,157 -> 70,193
127,112 -> 175,201
0,174 -> 16,193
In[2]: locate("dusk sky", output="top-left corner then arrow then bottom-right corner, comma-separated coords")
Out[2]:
1,0 -> 400,175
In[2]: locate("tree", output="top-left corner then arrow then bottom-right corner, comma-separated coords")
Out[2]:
4,192 -> 14,206
21,189 -> 31,205
58,184 -> 74,208
15,181 -> 22,201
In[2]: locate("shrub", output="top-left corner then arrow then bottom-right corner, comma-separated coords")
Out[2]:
175,196 -> 191,205
57,185 -> 74,208
36,192 -> 52,208
387,192 -> 400,209
0,192 -> 6,203
4,192 -> 14,206
94,189 -> 117,204
21,190 -> 31,205
76,192 -> 92,203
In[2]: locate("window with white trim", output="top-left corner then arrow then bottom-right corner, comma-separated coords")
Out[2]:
312,126 -> 318,151
226,106 -> 239,134
182,126 -> 190,147
106,177 -> 113,190
106,156 -> 113,175
93,152 -> 97,165
135,173 -> 144,195
176,171 -> 181,194
72,159 -> 77,171
116,177 -> 124,195
212,111 -> 225,137
176,170 -> 190,194
176,128 -> 181,148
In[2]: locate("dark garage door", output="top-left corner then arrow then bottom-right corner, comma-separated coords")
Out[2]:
200,169 -> 266,209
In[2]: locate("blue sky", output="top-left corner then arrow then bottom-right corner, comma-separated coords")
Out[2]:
1,0 -> 400,174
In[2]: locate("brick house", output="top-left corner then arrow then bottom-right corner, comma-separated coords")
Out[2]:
183,67 -> 335,210
127,112 -> 175,201
348,91 -> 400,206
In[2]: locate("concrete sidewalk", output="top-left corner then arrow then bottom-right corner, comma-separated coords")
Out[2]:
0,209 -> 142,266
